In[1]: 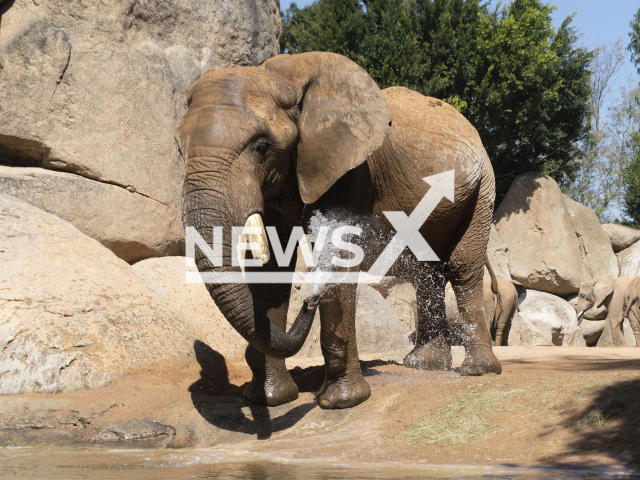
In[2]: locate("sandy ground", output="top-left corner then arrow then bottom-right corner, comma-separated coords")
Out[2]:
1,346 -> 639,473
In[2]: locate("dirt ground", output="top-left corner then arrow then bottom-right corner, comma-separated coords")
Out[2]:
1,346 -> 639,473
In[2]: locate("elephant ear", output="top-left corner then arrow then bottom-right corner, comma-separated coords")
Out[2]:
594,276 -> 615,308
264,53 -> 392,204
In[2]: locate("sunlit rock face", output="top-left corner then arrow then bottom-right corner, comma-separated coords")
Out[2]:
0,0 -> 281,262
0,195 -> 196,395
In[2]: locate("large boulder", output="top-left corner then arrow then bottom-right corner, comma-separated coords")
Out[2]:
483,225 -> 512,282
0,167 -> 183,263
581,320 -> 606,346
371,277 -> 418,336
560,325 -> 587,347
563,197 -> 618,278
494,173 -> 586,295
0,195 -> 196,395
517,289 -> 578,345
602,224 -> 640,252
617,241 -> 640,278
132,257 -> 247,363
0,0 -> 281,262
507,314 -> 554,346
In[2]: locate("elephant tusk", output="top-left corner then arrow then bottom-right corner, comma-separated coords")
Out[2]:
244,213 -> 271,265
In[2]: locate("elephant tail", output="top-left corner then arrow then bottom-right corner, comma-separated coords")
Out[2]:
486,254 -> 501,329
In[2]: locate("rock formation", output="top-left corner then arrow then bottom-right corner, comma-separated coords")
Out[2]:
0,0 -> 281,262
494,173 -> 586,295
0,195 -> 196,395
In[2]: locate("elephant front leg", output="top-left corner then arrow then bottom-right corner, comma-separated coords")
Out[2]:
243,215 -> 300,406
316,283 -> 371,409
243,280 -> 299,406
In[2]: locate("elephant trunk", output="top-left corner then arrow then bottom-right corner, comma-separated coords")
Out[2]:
182,172 -> 317,358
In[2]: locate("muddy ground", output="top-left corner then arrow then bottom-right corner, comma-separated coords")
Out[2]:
1,346 -> 639,473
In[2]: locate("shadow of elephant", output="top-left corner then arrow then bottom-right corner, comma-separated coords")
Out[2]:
189,341 -> 318,440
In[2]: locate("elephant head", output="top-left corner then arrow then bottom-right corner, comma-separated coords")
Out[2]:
178,52 -> 392,358
575,275 -> 615,321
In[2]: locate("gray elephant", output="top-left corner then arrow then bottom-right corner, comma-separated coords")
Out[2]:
574,275 -> 634,347
179,52 -> 501,410
483,268 -> 519,346
621,277 -> 640,346
447,263 -> 518,346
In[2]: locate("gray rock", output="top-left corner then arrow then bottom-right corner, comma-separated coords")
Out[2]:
95,419 -> 175,446
0,195 -> 196,395
560,325 -> 587,347
0,167 -> 183,263
563,197 -> 619,278
507,313 -> 554,346
0,0 -> 280,262
372,278 -> 418,336
494,173 -> 586,295
580,320 -> 606,346
602,224 -> 640,252
132,257 -> 247,363
484,225 -> 512,282
518,289 -> 578,330
617,241 -> 640,278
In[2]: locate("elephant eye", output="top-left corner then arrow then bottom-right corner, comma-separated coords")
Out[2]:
255,141 -> 268,155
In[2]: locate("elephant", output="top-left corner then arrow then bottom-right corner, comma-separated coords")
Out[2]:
574,275 -> 634,347
483,264 -> 518,346
178,51 -> 501,410
622,277 -> 640,346
447,261 -> 518,346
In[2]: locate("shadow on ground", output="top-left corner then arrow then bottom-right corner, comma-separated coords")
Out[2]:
543,377 -> 640,470
188,341 -> 401,440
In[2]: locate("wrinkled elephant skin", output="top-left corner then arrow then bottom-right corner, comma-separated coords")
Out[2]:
178,52 -> 501,409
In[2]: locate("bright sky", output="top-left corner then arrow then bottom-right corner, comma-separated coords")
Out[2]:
280,0 -> 640,88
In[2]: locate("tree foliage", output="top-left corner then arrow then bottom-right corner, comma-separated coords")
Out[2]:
618,87 -> 640,226
563,42 -> 627,220
281,0 -> 592,199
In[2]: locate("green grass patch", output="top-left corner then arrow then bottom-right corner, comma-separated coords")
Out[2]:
400,383 -> 523,444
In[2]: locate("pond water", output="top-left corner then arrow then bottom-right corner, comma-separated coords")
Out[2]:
0,447 -> 635,480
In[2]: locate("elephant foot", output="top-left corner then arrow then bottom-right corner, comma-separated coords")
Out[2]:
316,371 -> 371,409
403,335 -> 452,371
458,344 -> 502,376
243,369 -> 299,406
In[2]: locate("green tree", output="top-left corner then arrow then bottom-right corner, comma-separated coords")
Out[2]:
563,41 -> 626,220
281,0 -> 592,199
619,87 -> 640,226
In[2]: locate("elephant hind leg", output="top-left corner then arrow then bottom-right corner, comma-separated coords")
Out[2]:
403,262 -> 453,371
447,174 -> 501,376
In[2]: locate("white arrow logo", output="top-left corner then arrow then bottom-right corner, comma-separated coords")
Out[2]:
366,170 -> 455,277
188,170 -> 455,284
